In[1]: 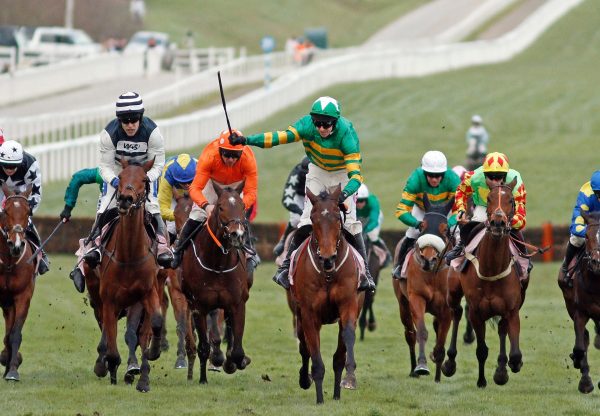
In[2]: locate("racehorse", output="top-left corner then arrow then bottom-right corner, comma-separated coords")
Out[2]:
180,181 -> 251,384
358,237 -> 382,340
0,184 -> 36,381
291,185 -> 364,404
93,158 -> 164,392
559,211 -> 600,393
392,195 -> 457,382
459,178 -> 528,388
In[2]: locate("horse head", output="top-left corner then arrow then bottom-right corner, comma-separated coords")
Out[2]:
0,183 -> 32,257
485,177 -> 517,238
307,184 -> 342,273
581,211 -> 600,274
415,194 -> 453,271
117,158 -> 153,215
173,191 -> 192,233
212,180 -> 246,250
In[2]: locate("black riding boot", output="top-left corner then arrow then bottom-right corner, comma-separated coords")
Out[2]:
347,232 -> 376,292
153,213 -> 174,268
27,223 -> 49,275
392,237 -> 416,280
561,241 -> 580,288
171,219 -> 203,269
273,224 -> 311,290
69,268 -> 86,293
83,212 -> 108,268
273,222 -> 295,256
244,225 -> 261,274
372,238 -> 392,268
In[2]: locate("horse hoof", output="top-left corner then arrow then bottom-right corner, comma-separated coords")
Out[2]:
94,360 -> 108,378
414,364 -> 430,376
0,350 -> 7,367
208,363 -> 221,372
493,367 -> 509,385
160,339 -> 170,352
409,371 -> 420,378
124,372 -> 135,385
210,350 -> 225,368
508,360 -> 523,374
4,370 -> 19,381
463,331 -> 475,344
223,360 -> 237,374
368,321 -> 377,332
477,378 -> 487,388
579,376 -> 594,394
299,373 -> 312,390
136,383 -> 150,393
174,357 -> 188,369
441,360 -> 456,377
126,364 -> 141,376
147,348 -> 161,362
341,374 -> 357,390
239,355 -> 251,370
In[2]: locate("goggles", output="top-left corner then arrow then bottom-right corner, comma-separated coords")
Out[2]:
424,171 -> 445,179
119,115 -> 141,125
220,149 -> 242,160
485,172 -> 506,181
312,119 -> 335,129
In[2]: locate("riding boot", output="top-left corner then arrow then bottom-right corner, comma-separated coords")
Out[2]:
392,237 -> 416,280
273,222 -> 295,257
83,212 -> 108,268
561,241 -> 580,288
445,241 -> 465,266
69,268 -> 85,293
153,213 -> 174,268
347,232 -> 376,293
373,237 -> 393,268
273,224 -> 312,290
245,225 -> 261,274
171,219 -> 203,269
26,223 -> 49,275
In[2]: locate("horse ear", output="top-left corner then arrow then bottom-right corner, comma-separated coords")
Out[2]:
120,158 -> 129,169
444,197 -> 455,215
507,177 -> 518,191
306,188 -> 317,205
213,182 -> 224,197
422,192 -> 431,211
143,157 -> 155,173
1,183 -> 12,197
22,184 -> 33,198
234,179 -> 245,195
330,183 -> 342,201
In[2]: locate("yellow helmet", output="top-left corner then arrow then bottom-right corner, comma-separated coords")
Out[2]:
482,152 -> 509,173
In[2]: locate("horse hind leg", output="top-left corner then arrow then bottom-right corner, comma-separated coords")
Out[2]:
358,304 -> 367,341
94,331 -> 108,378
340,320 -> 358,393
5,298 -> 30,382
399,294 -> 418,377
186,310 -> 197,380
208,309 -> 225,369
493,318 -> 509,386
296,313 -> 312,390
442,303 -> 463,378
332,323 -> 347,400
143,290 -> 164,362
124,304 -> 143,384
571,314 -> 594,393
463,302 -> 475,344
431,313 -> 451,383
193,310 -> 210,384
224,304 -> 251,373
470,313 -> 488,388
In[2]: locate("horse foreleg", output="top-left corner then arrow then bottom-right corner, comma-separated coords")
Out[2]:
463,302 -> 475,344
358,302 -> 367,341
94,330 -> 108,378
296,313 -> 312,390
340,315 -> 358,393
4,291 -> 32,381
102,304 -> 121,385
368,296 -> 377,332
208,309 -> 225,369
142,287 -> 164,362
398,293 -> 417,377
469,309 -> 488,388
1,304 -> 16,374
332,322 -> 347,400
571,311 -> 593,393
136,314 -> 153,393
432,311 -> 451,383
409,296 -> 429,376
224,303 -> 250,373
185,310 -> 197,380
442,302 -> 462,378
193,310 -> 210,384
299,309 -> 325,404
123,303 -> 143,384
493,318 -> 509,386
506,311 -> 523,374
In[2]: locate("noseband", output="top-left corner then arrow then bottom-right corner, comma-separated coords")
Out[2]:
0,194 -> 30,264
485,184 -> 515,236
117,180 -> 149,216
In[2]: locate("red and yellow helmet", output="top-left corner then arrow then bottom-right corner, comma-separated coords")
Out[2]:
482,152 -> 509,173
217,129 -> 244,151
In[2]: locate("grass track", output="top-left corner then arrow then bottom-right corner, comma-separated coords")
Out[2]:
0,257 -> 597,415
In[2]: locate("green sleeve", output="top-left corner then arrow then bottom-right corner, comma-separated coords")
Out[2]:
64,168 -> 101,208
363,195 -> 380,233
339,123 -> 363,196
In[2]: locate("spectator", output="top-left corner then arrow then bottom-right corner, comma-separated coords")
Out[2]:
285,35 -> 299,64
465,114 -> 489,170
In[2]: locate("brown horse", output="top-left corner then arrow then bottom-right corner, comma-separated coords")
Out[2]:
393,195 -> 458,382
0,184 -> 35,381
559,211 -> 600,393
93,158 -> 163,392
459,178 -> 527,388
291,185 -> 364,404
181,181 -> 251,384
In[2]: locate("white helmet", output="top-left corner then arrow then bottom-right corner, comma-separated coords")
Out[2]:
421,150 -> 447,174
471,114 -> 483,124
357,183 -> 369,199
0,140 -> 23,166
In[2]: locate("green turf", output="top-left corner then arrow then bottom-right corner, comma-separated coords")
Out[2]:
143,0 -> 429,54
0,256 -> 596,415
36,1 -> 596,232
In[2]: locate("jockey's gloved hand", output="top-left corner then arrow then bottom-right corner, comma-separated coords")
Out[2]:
110,177 -> 120,188
338,191 -> 349,212
60,204 -> 73,222
417,221 -> 424,231
229,132 -> 247,146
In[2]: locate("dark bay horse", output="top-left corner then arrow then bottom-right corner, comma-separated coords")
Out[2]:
181,181 -> 251,384
392,195 -> 458,382
559,211 -> 600,393
94,159 -> 163,392
358,238 -> 382,341
459,178 -> 527,388
291,185 -> 364,404
0,184 -> 35,381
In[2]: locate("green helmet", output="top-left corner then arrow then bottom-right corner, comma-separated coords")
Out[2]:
310,96 -> 341,119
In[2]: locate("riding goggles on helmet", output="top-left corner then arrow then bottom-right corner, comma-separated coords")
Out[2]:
220,149 -> 242,160
485,172 -> 506,181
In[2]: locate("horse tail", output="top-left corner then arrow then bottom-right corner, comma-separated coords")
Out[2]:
487,315 -> 501,330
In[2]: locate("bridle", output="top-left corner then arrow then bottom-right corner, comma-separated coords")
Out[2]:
0,194 -> 31,266
116,179 -> 149,216
583,223 -> 600,272
308,203 -> 347,279
485,184 -> 515,237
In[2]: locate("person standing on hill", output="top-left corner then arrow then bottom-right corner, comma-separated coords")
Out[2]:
465,114 -> 489,170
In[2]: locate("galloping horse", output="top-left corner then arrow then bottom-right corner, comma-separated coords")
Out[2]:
559,211 -> 600,393
94,159 -> 163,392
0,184 -> 36,381
181,181 -> 251,384
358,237 -> 382,341
392,195 -> 457,382
291,185 -> 364,404
459,178 -> 527,388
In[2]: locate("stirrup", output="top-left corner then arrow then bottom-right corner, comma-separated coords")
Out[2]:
358,275 -> 376,293
272,265 -> 291,289
157,252 -> 174,269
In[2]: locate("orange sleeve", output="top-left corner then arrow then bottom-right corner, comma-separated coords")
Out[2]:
240,147 -> 258,209
189,146 -> 214,208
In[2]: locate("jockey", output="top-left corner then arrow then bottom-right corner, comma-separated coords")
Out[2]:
272,156 -> 309,256
0,140 -> 48,274
62,167 -> 104,293
465,114 -> 489,170
355,183 -> 392,267
561,170 -> 600,287
157,153 -> 197,242
445,151 -> 527,264
82,91 -> 173,269
392,151 -> 460,279
228,96 -> 376,292
171,129 -> 259,271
